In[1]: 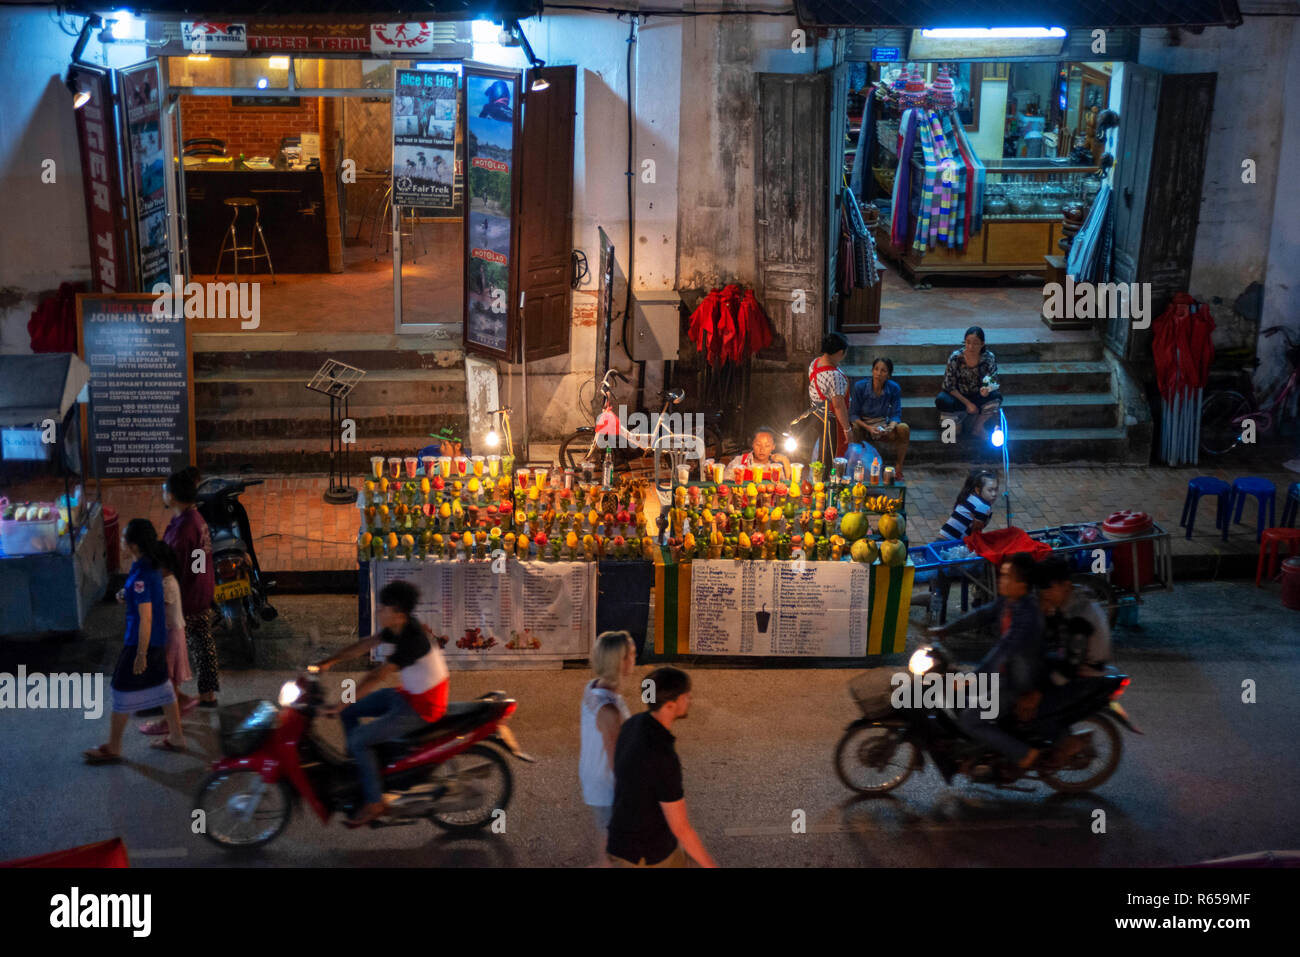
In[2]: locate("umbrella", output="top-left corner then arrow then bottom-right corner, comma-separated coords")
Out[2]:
1152,294 -> 1216,465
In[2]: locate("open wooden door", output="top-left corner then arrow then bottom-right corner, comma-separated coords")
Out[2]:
516,64 -> 576,361
756,72 -> 828,360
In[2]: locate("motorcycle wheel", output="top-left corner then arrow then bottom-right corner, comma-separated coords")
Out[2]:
1040,713 -> 1123,793
834,723 -> 919,795
428,744 -> 513,833
232,607 -> 254,665
196,770 -> 293,849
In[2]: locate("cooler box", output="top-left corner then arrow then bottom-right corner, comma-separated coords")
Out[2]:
0,513 -> 60,556
1103,510 -> 1155,591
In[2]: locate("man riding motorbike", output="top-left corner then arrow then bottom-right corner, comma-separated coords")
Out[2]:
317,580 -> 449,827
929,552 -> 1046,771
1031,558 -> 1113,745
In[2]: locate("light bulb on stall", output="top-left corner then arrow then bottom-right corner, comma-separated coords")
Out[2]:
991,428 -> 1005,449
783,434 -> 798,453
485,429 -> 500,449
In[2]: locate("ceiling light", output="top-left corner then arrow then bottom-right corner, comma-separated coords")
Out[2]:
921,27 -> 1067,39
268,56 -> 289,69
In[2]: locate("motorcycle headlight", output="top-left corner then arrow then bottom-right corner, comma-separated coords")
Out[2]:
908,647 -> 934,676
278,680 -> 302,707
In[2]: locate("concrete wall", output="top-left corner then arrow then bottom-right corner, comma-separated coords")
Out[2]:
1138,21 -> 1298,365
1259,22 -> 1300,401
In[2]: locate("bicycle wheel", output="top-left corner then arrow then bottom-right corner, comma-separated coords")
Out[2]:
1199,390 -> 1252,456
559,428 -> 596,472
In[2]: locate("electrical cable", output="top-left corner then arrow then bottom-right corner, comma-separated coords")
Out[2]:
620,14 -> 638,367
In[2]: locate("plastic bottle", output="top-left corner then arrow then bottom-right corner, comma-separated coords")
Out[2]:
870,456 -> 881,486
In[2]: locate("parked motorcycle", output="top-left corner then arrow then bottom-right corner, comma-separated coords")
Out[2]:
195,666 -> 532,849
195,476 -> 277,662
835,642 -> 1141,795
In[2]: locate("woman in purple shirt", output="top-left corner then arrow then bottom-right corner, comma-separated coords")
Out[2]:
163,468 -> 218,707
84,519 -> 188,763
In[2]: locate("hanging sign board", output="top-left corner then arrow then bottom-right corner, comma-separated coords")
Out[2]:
871,47 -> 902,61
76,294 -> 195,479
392,68 -> 457,209
462,65 -> 521,360
71,64 -> 130,293
118,60 -> 169,293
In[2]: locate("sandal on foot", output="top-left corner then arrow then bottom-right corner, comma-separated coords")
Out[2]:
84,745 -> 122,765
179,698 -> 200,716
139,719 -> 169,736
151,737 -> 187,753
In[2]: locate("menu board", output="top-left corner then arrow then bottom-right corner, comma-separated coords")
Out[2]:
689,560 -> 870,657
370,560 -> 596,662
462,65 -> 519,359
392,68 -> 457,209
77,294 -> 194,479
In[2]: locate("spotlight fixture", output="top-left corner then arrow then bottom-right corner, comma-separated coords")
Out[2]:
65,75 -> 91,109
66,13 -> 104,109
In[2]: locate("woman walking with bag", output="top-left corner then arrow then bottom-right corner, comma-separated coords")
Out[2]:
84,519 -> 188,763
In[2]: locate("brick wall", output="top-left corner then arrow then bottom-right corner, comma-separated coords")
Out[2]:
180,95 -> 321,159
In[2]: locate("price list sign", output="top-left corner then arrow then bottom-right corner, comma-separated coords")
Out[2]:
77,294 -> 194,479
689,561 -> 870,657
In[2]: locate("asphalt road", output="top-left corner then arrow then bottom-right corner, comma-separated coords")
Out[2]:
2,582 -> 1297,867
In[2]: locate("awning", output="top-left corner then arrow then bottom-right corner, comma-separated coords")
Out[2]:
19,1 -> 542,18
795,1 -> 1243,29
0,354 -> 90,428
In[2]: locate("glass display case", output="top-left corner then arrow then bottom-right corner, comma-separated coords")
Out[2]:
981,159 -> 1102,222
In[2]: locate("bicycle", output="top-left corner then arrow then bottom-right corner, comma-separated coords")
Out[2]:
1200,326 -> 1300,457
783,402 -> 844,474
559,369 -> 725,476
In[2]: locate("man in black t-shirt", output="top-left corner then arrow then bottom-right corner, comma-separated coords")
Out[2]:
606,667 -> 716,867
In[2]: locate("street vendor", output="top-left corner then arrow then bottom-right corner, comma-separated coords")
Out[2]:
849,357 -> 910,481
726,426 -> 790,481
808,333 -> 853,460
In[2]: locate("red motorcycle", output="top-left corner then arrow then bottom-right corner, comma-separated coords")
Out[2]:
195,666 -> 532,849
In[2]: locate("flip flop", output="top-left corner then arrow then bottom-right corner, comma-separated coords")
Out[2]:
179,698 -> 200,716
84,745 -> 122,765
151,738 -> 187,753
139,719 -> 169,736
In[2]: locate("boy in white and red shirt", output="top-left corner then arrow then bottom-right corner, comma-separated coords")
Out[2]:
319,580 -> 449,827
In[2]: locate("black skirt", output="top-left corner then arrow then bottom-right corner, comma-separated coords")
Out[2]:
110,642 -> 171,693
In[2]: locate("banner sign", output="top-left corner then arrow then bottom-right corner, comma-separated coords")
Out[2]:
463,66 -> 520,359
369,560 -> 597,663
71,65 -> 129,293
76,294 -> 195,479
118,61 -> 169,293
152,21 -> 476,56
392,68 -> 457,209
688,560 -> 872,656
181,22 -> 247,53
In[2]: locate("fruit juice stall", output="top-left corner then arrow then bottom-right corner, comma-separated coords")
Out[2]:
0,354 -> 108,636
354,453 -> 918,665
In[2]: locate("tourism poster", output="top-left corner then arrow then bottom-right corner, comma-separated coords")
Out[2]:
463,66 -> 519,359
118,60 -> 169,292
392,68 -> 457,209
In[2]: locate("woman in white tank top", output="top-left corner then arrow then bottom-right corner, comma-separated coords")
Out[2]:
580,631 -> 636,866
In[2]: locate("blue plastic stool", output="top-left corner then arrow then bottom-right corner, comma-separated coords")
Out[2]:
1229,477 -> 1277,544
1180,476 -> 1231,541
1282,482 -> 1300,528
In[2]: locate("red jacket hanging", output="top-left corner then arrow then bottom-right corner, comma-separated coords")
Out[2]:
736,289 -> 773,360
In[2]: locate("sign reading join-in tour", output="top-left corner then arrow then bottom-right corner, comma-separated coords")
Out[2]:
77,293 -> 195,479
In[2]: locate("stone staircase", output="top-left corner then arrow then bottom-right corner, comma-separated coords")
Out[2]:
841,328 -> 1152,466
193,333 -> 468,473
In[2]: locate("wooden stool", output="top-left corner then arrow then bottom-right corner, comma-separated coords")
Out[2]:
1255,527 -> 1300,586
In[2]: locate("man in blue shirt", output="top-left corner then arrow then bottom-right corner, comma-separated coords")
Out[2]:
849,357 -> 911,480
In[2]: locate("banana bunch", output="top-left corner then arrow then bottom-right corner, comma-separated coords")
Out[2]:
864,495 -> 898,513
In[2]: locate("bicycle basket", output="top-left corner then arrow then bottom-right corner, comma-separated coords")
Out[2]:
849,668 -> 899,719
217,699 -> 279,757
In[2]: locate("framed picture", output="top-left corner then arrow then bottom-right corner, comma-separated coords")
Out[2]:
928,62 -> 982,131
231,95 -> 301,108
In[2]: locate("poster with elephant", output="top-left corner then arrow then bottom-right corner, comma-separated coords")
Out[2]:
463,65 -> 520,359
392,67 -> 457,209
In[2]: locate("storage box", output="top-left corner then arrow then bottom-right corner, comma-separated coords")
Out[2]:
849,667 -> 899,719
0,514 -> 61,555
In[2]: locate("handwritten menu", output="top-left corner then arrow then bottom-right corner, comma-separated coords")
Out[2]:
690,560 -> 870,657
370,560 -> 595,660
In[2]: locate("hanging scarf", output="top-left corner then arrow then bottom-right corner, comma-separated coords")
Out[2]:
891,109 -> 919,248
849,85 -> 875,199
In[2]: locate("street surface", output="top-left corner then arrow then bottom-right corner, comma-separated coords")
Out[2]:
1,583 -> 1297,867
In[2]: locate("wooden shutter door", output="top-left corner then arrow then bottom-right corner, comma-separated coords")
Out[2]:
516,65 -> 576,361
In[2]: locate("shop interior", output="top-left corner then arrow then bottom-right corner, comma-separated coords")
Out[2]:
168,55 -> 466,333
840,56 -> 1121,332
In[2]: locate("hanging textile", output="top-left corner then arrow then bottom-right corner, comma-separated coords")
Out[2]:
890,109 -> 920,248
849,86 -> 875,198
841,186 -> 879,289
1067,180 -> 1112,281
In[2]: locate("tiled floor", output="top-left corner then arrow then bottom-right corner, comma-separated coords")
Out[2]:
15,465 -> 1296,574
877,260 -> 1049,331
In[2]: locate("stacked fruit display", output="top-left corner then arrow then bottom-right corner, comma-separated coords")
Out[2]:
657,477 -> 908,567
356,472 -> 654,562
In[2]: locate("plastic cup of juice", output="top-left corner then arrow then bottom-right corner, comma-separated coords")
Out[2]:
438,456 -> 452,478
534,467 -> 549,488
455,456 -> 468,476
388,457 -> 403,479
370,456 -> 385,479
421,456 -> 437,476
517,467 -> 531,489
810,460 -> 824,482
712,462 -> 725,484
487,455 -> 500,477
404,457 -> 419,479
791,462 -> 803,485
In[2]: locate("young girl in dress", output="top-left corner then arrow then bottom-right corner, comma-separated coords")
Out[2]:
139,543 -> 196,735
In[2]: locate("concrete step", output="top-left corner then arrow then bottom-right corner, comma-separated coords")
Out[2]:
195,404 -> 451,442
198,435 -> 440,474
844,328 -> 1102,365
194,367 -> 467,411
900,393 -> 1117,431
903,426 -> 1138,466
842,360 -> 1114,396
192,332 -> 463,375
